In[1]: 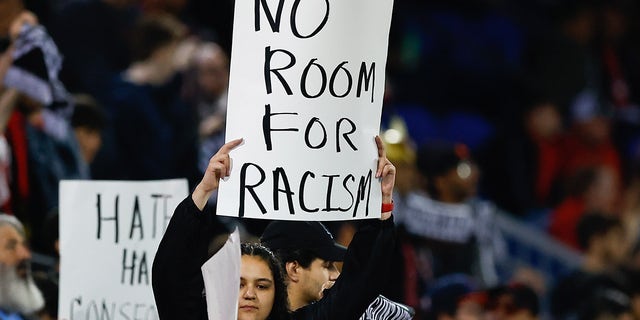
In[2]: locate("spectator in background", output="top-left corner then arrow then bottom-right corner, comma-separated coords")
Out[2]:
0,214 -> 44,319
96,14 -> 200,186
485,100 -> 565,216
0,3 -> 81,253
548,165 -> 620,249
0,2 -> 23,213
561,91 -> 622,184
551,212 -> 629,319
394,141 -> 506,317
70,94 -> 106,179
181,41 -> 229,173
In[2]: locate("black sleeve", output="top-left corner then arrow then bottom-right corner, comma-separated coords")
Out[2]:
152,195 -> 229,320
292,217 -> 397,320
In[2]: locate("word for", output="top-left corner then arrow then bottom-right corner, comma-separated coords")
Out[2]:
238,163 -> 373,218
67,297 -> 157,320
96,194 -> 173,244
262,104 -> 358,151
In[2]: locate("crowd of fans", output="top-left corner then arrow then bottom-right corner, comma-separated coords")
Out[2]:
1,0 -> 640,319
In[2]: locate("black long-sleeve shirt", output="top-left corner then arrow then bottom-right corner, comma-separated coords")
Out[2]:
152,195 -> 397,320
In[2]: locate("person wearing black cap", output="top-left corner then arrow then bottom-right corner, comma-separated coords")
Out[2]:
259,137 -> 411,320
261,219 -> 413,320
260,196 -> 415,320
260,220 -> 346,311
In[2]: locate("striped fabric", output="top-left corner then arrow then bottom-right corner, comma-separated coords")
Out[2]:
360,295 -> 414,320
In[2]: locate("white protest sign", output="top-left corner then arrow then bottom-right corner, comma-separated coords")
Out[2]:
58,179 -> 188,320
218,0 -> 395,221
202,228 -> 241,320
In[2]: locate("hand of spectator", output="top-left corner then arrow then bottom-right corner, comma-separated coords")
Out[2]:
199,114 -> 225,138
9,11 -> 38,40
173,37 -> 199,72
375,135 -> 396,220
192,138 -> 243,210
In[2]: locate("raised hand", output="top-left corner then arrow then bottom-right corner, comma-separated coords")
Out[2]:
374,135 -> 396,220
192,138 -> 243,210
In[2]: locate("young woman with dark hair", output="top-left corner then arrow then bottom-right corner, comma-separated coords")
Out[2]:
153,139 -> 290,320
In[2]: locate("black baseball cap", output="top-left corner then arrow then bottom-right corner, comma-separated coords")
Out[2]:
416,141 -> 471,180
260,221 -> 347,262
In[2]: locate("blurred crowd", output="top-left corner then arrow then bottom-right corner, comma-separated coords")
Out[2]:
1,0 -> 640,319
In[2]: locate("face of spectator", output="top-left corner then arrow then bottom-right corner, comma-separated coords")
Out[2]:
563,8 -> 595,46
456,300 -> 485,320
297,258 -> 340,304
577,117 -> 612,146
438,161 -> 479,202
238,255 -> 276,320
393,160 -> 418,196
0,223 -> 44,315
0,224 -> 30,269
585,166 -> 619,214
601,227 -> 628,265
195,46 -> 229,100
526,103 -> 562,140
74,127 -> 102,164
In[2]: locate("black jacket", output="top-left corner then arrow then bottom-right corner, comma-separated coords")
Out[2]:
152,195 -> 396,320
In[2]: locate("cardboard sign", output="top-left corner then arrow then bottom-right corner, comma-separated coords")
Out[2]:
218,0 -> 394,220
58,179 -> 188,320
202,228 -> 241,320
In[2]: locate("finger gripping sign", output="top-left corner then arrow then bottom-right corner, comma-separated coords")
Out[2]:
218,0 -> 394,221
58,179 -> 188,320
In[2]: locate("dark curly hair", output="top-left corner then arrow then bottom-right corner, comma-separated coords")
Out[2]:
241,243 -> 290,320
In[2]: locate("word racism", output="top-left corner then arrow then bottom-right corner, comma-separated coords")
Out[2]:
94,193 -> 173,285
235,0 -> 381,218
239,164 -> 373,218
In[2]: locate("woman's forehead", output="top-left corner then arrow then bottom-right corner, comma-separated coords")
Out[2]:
241,255 -> 274,281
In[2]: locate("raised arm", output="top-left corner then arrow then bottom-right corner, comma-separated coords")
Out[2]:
153,139 -> 242,319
